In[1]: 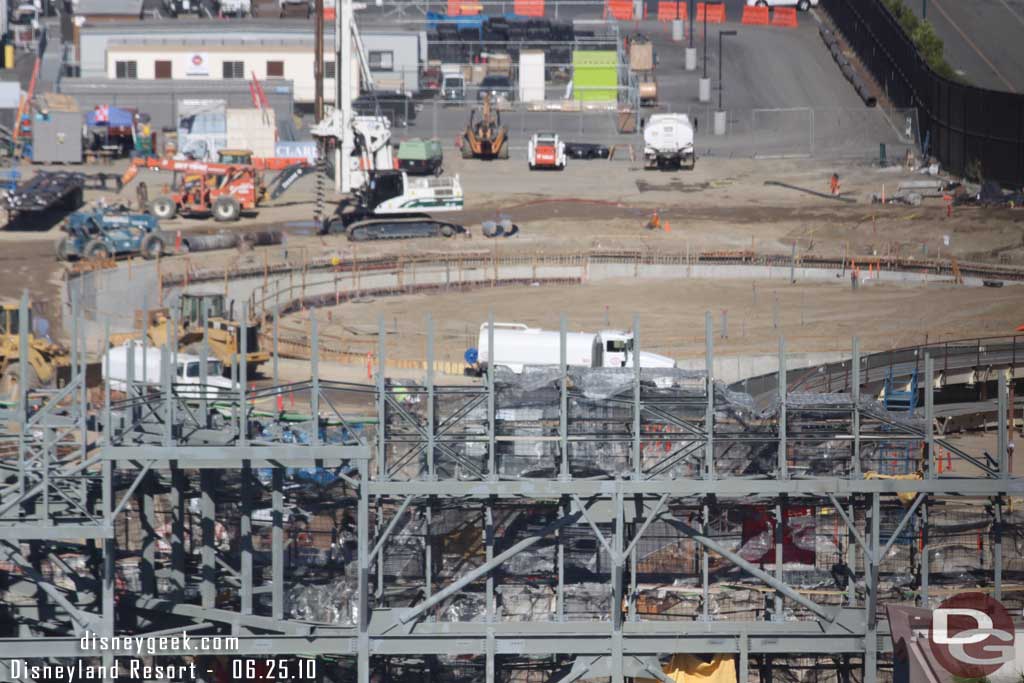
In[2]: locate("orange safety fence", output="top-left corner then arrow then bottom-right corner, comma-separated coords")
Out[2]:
696,1 -> 725,23
771,6 -> 798,26
657,0 -> 678,21
513,0 -> 545,16
604,0 -> 634,20
741,4 -> 768,24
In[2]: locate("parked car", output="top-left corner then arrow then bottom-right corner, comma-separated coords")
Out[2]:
352,92 -> 418,127
442,74 -> 466,102
746,0 -> 817,10
476,75 -> 515,103
420,67 -> 443,95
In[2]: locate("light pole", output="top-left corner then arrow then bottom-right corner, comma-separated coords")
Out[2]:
718,29 -> 736,111
702,2 -> 708,78
697,1 -> 711,101
714,29 -> 737,136
684,0 -> 697,70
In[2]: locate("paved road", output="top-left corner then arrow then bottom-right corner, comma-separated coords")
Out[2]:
906,0 -> 1024,93
379,7 -> 911,159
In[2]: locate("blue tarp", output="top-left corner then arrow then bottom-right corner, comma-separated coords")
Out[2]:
86,106 -> 134,127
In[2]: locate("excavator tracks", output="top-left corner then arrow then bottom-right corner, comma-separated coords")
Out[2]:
340,216 -> 466,242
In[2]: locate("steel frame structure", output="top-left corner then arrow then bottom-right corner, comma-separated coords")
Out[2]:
0,292 -> 1020,683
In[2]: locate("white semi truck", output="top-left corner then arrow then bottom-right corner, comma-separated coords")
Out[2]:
103,342 -> 236,398
468,323 -> 676,374
643,113 -> 696,170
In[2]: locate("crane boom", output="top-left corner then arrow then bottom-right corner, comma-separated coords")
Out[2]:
121,156 -> 256,185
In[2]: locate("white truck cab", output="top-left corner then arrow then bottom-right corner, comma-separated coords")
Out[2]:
593,330 -> 676,369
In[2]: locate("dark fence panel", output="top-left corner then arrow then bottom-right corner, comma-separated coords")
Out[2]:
824,0 -> 1024,186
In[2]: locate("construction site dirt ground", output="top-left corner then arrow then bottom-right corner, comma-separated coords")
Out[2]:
3,155 -> 1023,334
283,276 -> 1024,364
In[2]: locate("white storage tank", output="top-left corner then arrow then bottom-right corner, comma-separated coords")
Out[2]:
477,323 -> 595,373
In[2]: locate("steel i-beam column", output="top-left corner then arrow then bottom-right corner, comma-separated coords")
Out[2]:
140,480 -> 157,596
778,337 -> 787,479
170,464 -> 186,598
865,494 -> 880,683
852,338 -> 860,475
705,311 -> 714,479
358,457 -> 370,683
925,355 -> 934,477
272,468 -> 284,620
200,470 -> 216,609
241,461 -> 253,617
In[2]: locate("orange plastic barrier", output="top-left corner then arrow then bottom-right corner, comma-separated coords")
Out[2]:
741,4 -> 768,24
772,6 -> 798,26
695,2 -> 725,23
678,1 -> 687,19
604,0 -> 634,20
447,0 -> 482,14
514,0 -> 545,15
657,1 -> 678,20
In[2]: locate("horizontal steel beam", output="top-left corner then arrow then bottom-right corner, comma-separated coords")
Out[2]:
368,478 -> 1017,497
102,445 -> 371,469
0,524 -> 113,540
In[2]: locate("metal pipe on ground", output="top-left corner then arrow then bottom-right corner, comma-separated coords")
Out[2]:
243,230 -> 285,247
181,233 -> 240,253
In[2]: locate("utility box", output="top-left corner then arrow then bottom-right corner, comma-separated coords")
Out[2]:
518,50 -> 545,103
32,112 -> 83,164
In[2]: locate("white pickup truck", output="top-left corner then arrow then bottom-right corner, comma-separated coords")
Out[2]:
103,342 -> 236,399
643,113 -> 696,171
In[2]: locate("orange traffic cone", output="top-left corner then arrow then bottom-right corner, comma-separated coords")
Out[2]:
175,230 -> 182,251
276,394 -> 284,412
663,220 -> 671,233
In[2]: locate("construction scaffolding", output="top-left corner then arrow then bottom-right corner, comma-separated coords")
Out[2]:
0,294 -> 1020,683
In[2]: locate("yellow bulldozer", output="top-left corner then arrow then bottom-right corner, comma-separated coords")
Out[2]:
0,302 -> 71,400
110,292 -> 269,376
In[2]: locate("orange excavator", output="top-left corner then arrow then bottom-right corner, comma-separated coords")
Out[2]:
122,156 -> 268,222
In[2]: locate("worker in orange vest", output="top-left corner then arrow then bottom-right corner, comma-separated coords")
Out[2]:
943,193 -> 953,218
829,173 -> 841,196
645,209 -> 661,231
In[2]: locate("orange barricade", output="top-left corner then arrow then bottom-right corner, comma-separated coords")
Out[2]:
604,0 -> 634,19
657,1 -> 678,20
741,4 -> 768,24
772,6 -> 798,26
514,0 -> 545,15
447,0 -> 482,14
695,2 -> 725,23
